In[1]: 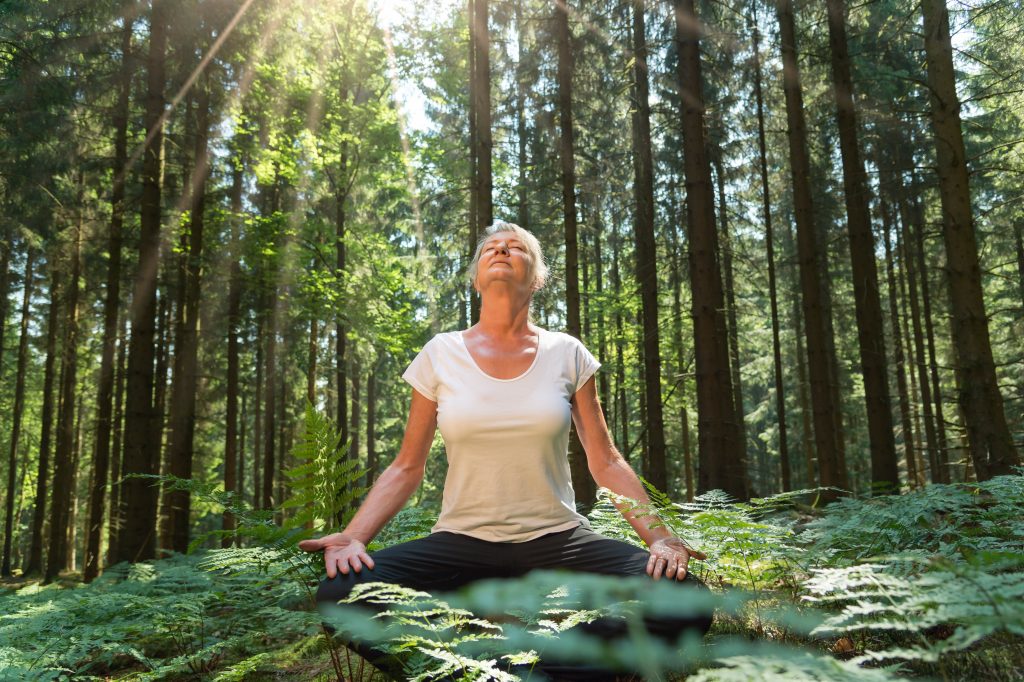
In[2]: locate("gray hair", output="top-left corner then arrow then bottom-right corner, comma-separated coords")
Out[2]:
467,221 -> 549,292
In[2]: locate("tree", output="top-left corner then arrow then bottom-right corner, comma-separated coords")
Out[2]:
629,0 -> 667,492
825,0 -> 899,492
117,0 -> 169,563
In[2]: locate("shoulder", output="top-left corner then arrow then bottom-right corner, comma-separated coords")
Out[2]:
416,331 -> 461,355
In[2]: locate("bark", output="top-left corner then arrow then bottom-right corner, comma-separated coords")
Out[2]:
468,0 -> 493,321
263,242 -> 279,509
2,250 -> 34,576
912,193 -> 951,481
555,0 -> 594,507
84,14 -> 132,582
366,366 -> 378,487
46,204 -> 83,583
107,311 -> 128,564
612,231 -> 629,449
630,0 -> 667,492
335,151 -> 349,463
307,318 -> 318,405
26,266 -> 57,574
898,191 -> 939,482
674,0 -> 746,499
594,222 -> 610,414
825,0 -> 899,493
922,0 -> 1019,477
794,282 -> 816,487
751,19 -> 790,491
350,354 -> 362,468
713,153 -> 749,490
775,0 -> 844,494
882,198 -> 918,488
223,156 -> 243,544
514,0 -> 529,230
254,319 -> 263,505
166,81 -> 211,553
1015,222 -> 1024,311
668,197 -> 694,502
117,0 -> 168,563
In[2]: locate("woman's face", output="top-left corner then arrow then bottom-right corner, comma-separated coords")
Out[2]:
476,231 -> 533,294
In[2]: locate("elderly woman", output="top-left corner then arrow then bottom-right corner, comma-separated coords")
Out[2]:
301,221 -> 711,680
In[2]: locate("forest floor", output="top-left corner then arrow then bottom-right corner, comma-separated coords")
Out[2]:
2,474 -> 1023,681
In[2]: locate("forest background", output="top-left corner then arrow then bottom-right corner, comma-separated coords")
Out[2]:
0,0 -> 1022,679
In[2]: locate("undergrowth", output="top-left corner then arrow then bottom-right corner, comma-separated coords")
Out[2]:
1,406 -> 1021,681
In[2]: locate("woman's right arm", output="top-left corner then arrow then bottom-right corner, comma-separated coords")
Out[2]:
298,388 -> 437,577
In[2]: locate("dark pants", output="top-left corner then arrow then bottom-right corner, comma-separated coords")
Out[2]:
316,525 -> 712,680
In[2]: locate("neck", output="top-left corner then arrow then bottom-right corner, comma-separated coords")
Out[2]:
476,289 -> 533,337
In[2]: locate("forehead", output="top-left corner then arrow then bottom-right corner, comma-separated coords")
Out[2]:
485,231 -> 522,244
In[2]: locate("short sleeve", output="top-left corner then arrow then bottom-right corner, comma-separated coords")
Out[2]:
402,338 -> 440,401
570,337 -> 601,394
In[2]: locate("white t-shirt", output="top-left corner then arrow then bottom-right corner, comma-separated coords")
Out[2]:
402,328 -> 601,542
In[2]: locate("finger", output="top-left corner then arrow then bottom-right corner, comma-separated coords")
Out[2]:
653,557 -> 667,580
337,556 -> 351,575
646,553 -> 657,577
324,554 -> 337,579
349,555 -> 364,573
676,557 -> 689,581
361,553 -> 375,571
298,538 -> 324,552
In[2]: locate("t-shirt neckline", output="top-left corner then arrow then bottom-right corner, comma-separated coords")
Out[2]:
456,328 -> 543,382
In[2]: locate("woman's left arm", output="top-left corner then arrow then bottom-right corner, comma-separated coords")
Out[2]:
571,375 -> 707,580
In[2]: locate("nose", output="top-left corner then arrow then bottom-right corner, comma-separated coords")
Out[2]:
495,241 -> 509,255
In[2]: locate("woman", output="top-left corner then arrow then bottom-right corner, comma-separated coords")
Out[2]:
301,221 -> 711,680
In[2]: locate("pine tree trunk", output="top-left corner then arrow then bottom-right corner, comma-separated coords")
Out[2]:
882,198 -> 918,488
898,192 -> 940,482
751,19 -> 790,491
166,81 -> 210,553
794,286 -> 816,488
350,354 -> 362,468
46,202 -> 84,583
825,0 -> 899,493
335,152 -> 349,455
922,0 -> 1020,477
912,193 -> 951,481
117,0 -> 168,563
555,0 -> 594,507
713,153 -> 749,492
254,320 -> 263,506
223,155 -> 243,544
1015,222 -> 1024,311
2,250 -> 34,576
629,0 -> 667,492
27,267 -> 60,574
366,366 -> 378,487
514,0 -> 529,230
612,231 -> 629,449
84,14 -> 132,582
307,317 -> 318,405
674,0 -> 746,499
107,312 -> 128,564
775,0 -> 843,495
469,0 -> 492,318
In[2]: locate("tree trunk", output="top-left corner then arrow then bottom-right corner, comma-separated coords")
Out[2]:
46,202 -> 83,583
612,229 -> 629,451
84,14 -> 133,582
350,353 -> 362,468
897,190 -> 940,483
555,0 -> 594,507
912,192 -> 951,481
2,250 -> 34,576
882,198 -> 918,488
166,81 -> 210,553
117,0 -> 168,563
366,365 -> 378,487
825,0 -> 899,493
629,0 -> 667,492
713,153 -> 749,492
107,311 -> 128,564
254,319 -> 263,506
468,0 -> 492,325
793,281 -> 816,488
751,19 -> 790,492
514,0 -> 529,230
1015,222 -> 1024,312
674,0 -> 746,499
775,0 -> 844,495
27,266 -> 61,574
922,0 -> 1020,477
223,154 -> 243,544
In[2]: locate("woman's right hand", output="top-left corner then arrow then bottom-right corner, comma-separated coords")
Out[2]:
298,533 -> 375,578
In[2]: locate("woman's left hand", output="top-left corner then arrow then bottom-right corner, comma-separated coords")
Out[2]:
646,536 -> 707,581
